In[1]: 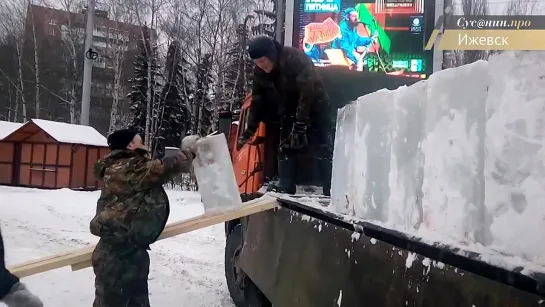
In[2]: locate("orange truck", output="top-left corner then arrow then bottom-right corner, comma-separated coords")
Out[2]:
217,67 -> 545,307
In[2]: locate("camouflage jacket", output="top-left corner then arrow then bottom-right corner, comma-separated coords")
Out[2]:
246,41 -> 330,133
90,148 -> 193,248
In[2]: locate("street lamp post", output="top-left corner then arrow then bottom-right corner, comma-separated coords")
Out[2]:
80,0 -> 96,125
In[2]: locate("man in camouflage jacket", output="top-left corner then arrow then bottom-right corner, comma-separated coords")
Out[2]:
238,36 -> 334,196
90,129 -> 195,307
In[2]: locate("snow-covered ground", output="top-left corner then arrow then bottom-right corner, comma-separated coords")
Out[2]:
0,186 -> 234,307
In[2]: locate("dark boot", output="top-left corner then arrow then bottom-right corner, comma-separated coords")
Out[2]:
318,158 -> 332,196
267,155 -> 296,194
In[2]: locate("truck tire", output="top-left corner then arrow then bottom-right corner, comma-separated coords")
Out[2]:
243,278 -> 272,307
225,224 -> 271,307
225,224 -> 246,306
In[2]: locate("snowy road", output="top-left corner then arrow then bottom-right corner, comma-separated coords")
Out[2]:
0,186 -> 234,306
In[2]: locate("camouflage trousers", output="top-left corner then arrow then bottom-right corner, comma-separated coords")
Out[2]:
92,240 -> 150,307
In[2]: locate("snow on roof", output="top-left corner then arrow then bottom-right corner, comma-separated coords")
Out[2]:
0,121 -> 23,140
31,119 -> 108,147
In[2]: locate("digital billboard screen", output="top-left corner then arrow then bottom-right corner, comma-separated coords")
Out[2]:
293,0 -> 434,78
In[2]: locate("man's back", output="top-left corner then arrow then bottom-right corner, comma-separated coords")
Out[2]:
91,129 -> 197,307
90,149 -> 191,248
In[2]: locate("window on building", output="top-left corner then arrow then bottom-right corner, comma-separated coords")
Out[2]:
92,56 -> 106,68
49,19 -> 57,25
95,26 -> 108,33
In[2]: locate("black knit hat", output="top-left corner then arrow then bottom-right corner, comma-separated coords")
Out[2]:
247,36 -> 278,62
107,129 -> 138,150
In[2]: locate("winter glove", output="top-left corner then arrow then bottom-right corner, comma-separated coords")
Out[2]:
283,121 -> 308,150
180,148 -> 196,162
237,129 -> 255,150
1,282 -> 43,307
181,135 -> 200,153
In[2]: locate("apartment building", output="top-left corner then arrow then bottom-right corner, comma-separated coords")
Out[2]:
24,4 -> 156,133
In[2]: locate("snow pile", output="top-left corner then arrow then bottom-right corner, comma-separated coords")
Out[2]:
0,186 -> 233,306
331,51 -> 545,269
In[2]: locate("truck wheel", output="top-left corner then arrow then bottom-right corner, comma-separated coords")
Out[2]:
225,224 -> 247,306
243,278 -> 272,307
225,224 -> 272,307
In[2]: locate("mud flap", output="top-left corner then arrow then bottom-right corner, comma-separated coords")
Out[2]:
238,206 -> 544,307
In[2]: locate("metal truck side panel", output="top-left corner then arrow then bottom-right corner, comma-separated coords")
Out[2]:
238,207 -> 543,307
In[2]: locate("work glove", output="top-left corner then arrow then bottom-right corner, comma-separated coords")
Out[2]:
237,129 -> 255,150
284,121 -> 308,150
181,135 -> 200,153
1,282 -> 43,307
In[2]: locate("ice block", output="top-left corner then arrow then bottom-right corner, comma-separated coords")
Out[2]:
192,134 -> 242,213
331,103 -> 357,215
420,60 -> 489,243
351,89 -> 394,222
387,81 -> 427,231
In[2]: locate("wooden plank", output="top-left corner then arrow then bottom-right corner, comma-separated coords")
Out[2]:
158,196 -> 277,240
71,259 -> 92,271
9,195 -> 279,278
9,246 -> 94,278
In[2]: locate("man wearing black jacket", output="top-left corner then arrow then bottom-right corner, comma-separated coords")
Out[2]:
0,227 -> 43,307
238,36 -> 334,196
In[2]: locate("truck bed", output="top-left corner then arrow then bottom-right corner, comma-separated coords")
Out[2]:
237,196 -> 545,307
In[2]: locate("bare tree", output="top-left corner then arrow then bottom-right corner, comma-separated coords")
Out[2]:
161,0 -> 207,133
459,0 -> 489,65
160,0 -> 255,133
53,0 -> 85,123
103,0 -> 135,133
0,0 -> 27,121
27,4 -> 42,118
127,0 -> 166,148
447,0 -> 489,67
201,0 -> 240,129
250,0 -> 276,37
505,0 -> 538,15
